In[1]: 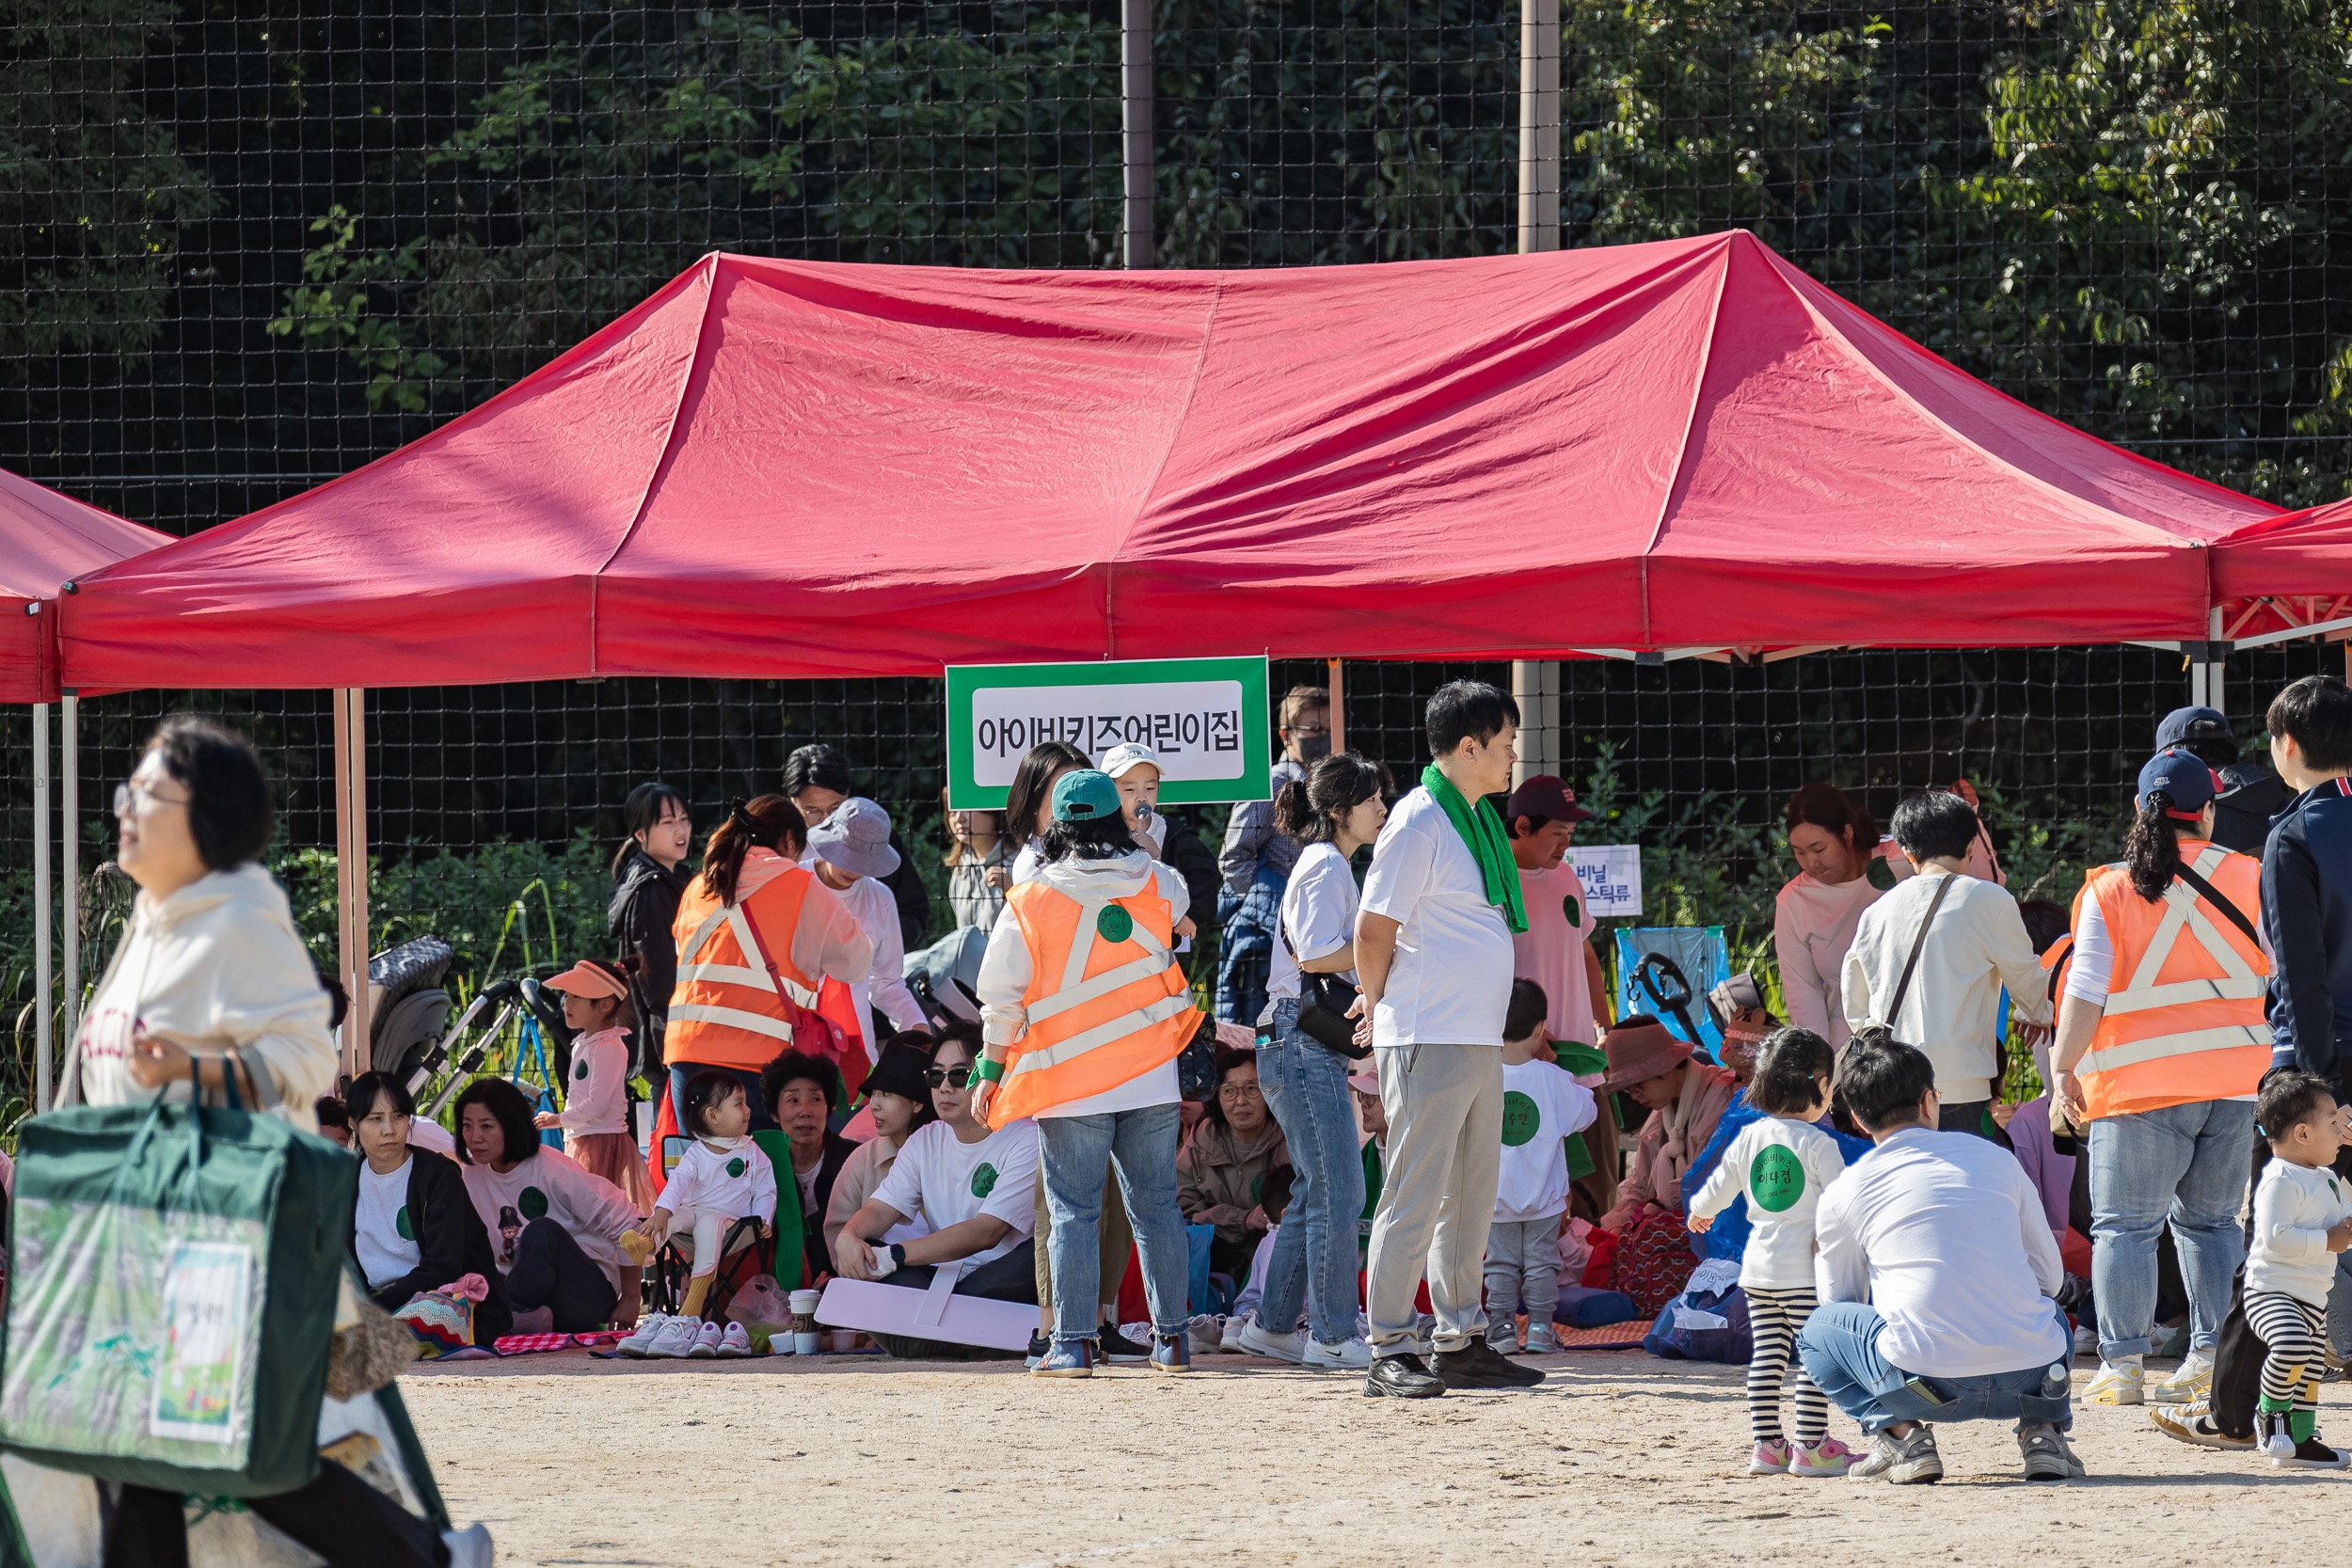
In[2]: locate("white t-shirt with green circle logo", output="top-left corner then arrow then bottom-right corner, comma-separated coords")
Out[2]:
1685,1116 -> 1851,1290
354,1155 -> 420,1292
1493,1058 -> 1597,1223
871,1118 -> 1041,1266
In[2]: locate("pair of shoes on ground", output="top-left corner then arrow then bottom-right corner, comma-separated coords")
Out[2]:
1486,1323 -> 1562,1356
1848,1422 -> 2084,1484
2087,1350 -> 2215,1406
1362,1341 -> 1547,1399
1029,1331 -> 1193,1377
1748,1437 -> 1855,1477
1233,1316 -> 1376,1370
617,1313 -> 750,1359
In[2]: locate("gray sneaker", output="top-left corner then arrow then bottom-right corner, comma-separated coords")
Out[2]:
2018,1421 -> 2086,1481
1850,1424 -> 1943,1484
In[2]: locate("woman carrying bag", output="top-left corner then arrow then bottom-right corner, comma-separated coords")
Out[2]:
1237,751 -> 1388,1368
31,716 -> 490,1568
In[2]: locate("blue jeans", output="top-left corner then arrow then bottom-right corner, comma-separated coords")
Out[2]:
2088,1099 -> 2251,1359
1038,1102 -> 1192,1345
1254,1002 -> 1368,1344
1797,1301 -> 2074,1436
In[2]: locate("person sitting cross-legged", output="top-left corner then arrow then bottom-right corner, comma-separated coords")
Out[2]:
1796,1032 -> 2086,1484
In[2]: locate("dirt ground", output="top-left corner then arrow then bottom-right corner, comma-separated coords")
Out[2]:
402,1347 -> 2352,1568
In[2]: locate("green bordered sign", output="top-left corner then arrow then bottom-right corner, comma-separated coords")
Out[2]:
946,656 -> 1272,809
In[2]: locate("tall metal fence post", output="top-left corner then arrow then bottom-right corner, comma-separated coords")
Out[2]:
1514,0 -> 1561,786
1122,0 -> 1154,269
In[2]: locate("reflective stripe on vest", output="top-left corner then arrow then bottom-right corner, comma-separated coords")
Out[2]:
675,903 -> 823,1010
667,874 -> 819,1067
2075,845 -> 2271,1103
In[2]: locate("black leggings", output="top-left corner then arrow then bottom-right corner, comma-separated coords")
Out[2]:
105,1461 -> 447,1568
509,1217 -> 620,1331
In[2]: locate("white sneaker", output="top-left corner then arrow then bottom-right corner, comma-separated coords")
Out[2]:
644,1317 -> 701,1359
1236,1317 -> 1308,1364
1304,1336 -> 1375,1370
2085,1359 -> 2143,1405
441,1524 -> 493,1568
1217,1316 -> 1245,1354
690,1320 -> 723,1358
615,1313 -> 672,1358
716,1321 -> 752,1358
2072,1323 -> 2099,1360
2148,1351 -> 2214,1402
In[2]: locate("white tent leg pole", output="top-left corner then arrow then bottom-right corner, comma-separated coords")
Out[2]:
334,689 -> 373,1080
32,701 -> 50,1112
61,690 -> 78,1060
2209,608 -> 2225,719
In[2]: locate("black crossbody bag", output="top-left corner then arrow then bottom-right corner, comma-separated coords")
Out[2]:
1279,925 -> 1369,1059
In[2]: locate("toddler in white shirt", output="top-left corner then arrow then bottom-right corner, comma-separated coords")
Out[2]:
1689,1027 -> 1853,1479
2243,1070 -> 2352,1467
647,1070 -> 778,1320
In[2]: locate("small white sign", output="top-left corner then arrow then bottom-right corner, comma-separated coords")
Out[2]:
1571,845 -> 1642,918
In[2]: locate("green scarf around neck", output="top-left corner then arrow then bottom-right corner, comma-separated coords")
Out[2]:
1421,762 -> 1529,934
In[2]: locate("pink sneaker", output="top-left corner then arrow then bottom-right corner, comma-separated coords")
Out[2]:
1791,1437 -> 1855,1477
1748,1438 -> 1792,1475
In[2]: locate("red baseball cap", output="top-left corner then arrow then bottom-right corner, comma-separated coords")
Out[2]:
1505,774 -> 1595,826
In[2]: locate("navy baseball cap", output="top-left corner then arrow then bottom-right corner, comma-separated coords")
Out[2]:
2137,748 -> 2221,819
2154,705 -> 2233,750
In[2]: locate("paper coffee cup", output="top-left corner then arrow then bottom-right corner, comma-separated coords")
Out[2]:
794,1330 -> 821,1355
830,1329 -> 855,1353
788,1290 -> 820,1314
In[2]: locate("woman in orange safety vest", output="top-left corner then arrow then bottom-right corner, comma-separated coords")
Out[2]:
971,768 -> 1200,1378
666,795 -> 873,1132
2049,749 -> 2271,1412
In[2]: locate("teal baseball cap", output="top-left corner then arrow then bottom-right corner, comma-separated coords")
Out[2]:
1051,768 -> 1122,823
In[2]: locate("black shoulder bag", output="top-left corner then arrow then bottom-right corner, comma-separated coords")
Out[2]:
1279,925 -> 1369,1059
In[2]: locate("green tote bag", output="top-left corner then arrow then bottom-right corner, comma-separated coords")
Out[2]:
0,1065 -> 358,1497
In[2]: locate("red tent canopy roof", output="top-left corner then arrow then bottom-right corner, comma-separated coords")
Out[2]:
2210,497 -> 2352,648
0,467 -> 169,701
62,231 -> 2278,689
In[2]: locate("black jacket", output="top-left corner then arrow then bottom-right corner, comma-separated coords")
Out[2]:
611,846 -> 692,1070
1159,810 -> 1223,948
2214,763 -> 2294,856
878,832 -> 932,951
2261,778 -> 2352,1092
792,1131 -> 860,1281
364,1147 -> 514,1344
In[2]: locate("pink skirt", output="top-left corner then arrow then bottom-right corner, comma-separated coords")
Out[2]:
570,1132 -> 654,1216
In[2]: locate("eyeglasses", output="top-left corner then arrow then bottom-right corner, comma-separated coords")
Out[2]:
925,1064 -> 975,1089
1217,1081 -> 1263,1101
115,780 -> 189,816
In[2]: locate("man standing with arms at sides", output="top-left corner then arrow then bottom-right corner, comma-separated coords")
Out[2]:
1353,681 -> 1545,1398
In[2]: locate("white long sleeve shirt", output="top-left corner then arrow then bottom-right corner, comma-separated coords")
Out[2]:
1773,872 -> 1882,1049
976,850 -> 1190,1119
1687,1115 -> 1850,1291
1813,1127 -> 2068,1378
555,1026 -> 629,1136
837,874 -> 927,1039
2246,1158 -> 2352,1307
1841,869 -> 2051,1103
660,1134 -> 780,1226
460,1146 -> 644,1291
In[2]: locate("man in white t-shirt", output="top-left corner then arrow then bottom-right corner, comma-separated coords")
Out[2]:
1353,680 -> 1545,1398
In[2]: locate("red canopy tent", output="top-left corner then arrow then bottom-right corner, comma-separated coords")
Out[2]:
58,230 -> 2277,689
0,467 -> 167,701
2211,497 -> 2352,657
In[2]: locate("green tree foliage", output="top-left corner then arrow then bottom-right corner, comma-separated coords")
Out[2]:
0,0 -> 213,358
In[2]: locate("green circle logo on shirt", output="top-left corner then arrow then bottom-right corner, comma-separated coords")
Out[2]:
518,1185 -> 549,1221
726,1157 -> 746,1178
1563,893 -> 1581,928
575,1060 -> 590,1081
1096,905 -> 1135,944
1501,1090 -> 1541,1147
970,1163 -> 999,1199
1752,1145 -> 1806,1213
395,1206 -> 414,1242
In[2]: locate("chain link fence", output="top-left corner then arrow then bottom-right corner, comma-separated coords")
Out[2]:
5,2 -> 2352,1107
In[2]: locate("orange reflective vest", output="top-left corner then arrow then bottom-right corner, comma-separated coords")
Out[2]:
2071,842 -> 2271,1120
668,868 -> 853,1072
987,875 -> 1199,1127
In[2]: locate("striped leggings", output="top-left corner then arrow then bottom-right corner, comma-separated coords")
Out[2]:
1746,1286 -> 1828,1448
2247,1291 -> 2328,1421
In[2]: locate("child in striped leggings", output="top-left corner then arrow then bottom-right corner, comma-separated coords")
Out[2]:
1689,1027 -> 1855,1477
2244,1070 -> 2352,1470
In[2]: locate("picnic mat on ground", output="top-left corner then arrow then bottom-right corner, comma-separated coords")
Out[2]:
1547,1323 -> 1651,1349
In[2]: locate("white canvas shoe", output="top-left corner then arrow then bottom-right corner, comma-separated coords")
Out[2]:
1303,1336 -> 1375,1370
614,1314 -> 671,1358
1236,1318 -> 1308,1364
644,1317 -> 702,1359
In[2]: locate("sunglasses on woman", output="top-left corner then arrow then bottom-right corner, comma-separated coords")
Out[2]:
924,1064 -> 975,1089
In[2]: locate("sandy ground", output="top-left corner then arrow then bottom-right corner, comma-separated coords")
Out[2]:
403,1348 -> 2349,1568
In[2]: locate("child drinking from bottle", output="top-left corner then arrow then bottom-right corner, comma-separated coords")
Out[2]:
647,1070 -> 777,1322
2244,1069 -> 2352,1468
1689,1026 -> 1853,1477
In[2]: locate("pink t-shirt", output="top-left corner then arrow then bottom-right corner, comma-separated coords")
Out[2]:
1512,863 -> 1597,1049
